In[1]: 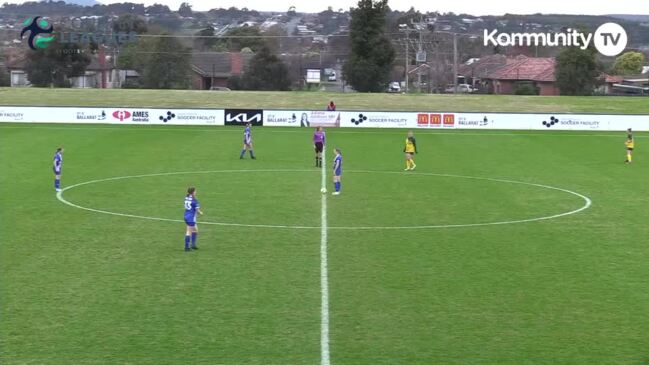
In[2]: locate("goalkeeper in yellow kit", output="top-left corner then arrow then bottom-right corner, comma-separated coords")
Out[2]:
404,131 -> 417,171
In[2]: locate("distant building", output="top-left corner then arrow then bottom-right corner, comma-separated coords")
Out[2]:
458,55 -> 558,95
190,52 -> 252,90
483,55 -> 558,95
5,51 -> 124,88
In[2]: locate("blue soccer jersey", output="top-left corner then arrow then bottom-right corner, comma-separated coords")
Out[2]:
53,152 -> 63,173
184,196 -> 200,223
244,127 -> 252,144
333,154 -> 342,176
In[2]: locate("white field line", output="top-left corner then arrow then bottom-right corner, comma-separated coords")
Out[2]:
55,169 -> 592,230
0,124 -> 643,138
320,147 -> 331,365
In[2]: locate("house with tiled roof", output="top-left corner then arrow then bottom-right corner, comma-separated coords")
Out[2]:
457,54 -> 509,84
190,52 -> 252,90
482,55 -> 559,95
4,49 -> 123,88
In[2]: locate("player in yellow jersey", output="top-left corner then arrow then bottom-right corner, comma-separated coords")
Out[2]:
403,131 -> 417,171
625,128 -> 634,164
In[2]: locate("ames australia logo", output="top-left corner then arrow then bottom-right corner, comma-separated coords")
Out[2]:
484,22 -> 628,57
113,110 -> 149,122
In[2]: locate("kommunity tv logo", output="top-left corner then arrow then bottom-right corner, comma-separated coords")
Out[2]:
21,16 -> 55,50
483,22 -> 628,56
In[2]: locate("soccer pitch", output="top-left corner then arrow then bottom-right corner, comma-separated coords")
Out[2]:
2,123 -> 649,364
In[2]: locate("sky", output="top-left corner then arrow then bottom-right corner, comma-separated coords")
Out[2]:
108,0 -> 649,15
4,0 -> 649,15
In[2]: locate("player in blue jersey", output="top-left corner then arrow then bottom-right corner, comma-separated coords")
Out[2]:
53,147 -> 64,192
239,123 -> 256,159
183,187 -> 204,252
332,148 -> 342,195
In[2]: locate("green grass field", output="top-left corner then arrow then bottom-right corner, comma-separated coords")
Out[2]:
2,87 -> 649,113
1,123 -> 649,364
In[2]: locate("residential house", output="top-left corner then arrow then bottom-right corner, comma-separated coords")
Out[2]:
599,74 -> 624,95
457,54 -> 509,88
190,52 -> 252,90
609,73 -> 649,95
481,55 -> 558,95
5,50 -> 122,88
69,54 -> 119,88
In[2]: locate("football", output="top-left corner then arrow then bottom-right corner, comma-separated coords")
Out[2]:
321,188 -> 327,194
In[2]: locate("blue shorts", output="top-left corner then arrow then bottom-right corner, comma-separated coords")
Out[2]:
334,170 -> 342,177
185,220 -> 196,227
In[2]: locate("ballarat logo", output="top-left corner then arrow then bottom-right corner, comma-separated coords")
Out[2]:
21,16 -> 55,50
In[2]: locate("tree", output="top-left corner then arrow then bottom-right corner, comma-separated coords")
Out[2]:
240,46 -> 291,91
140,35 -> 191,89
193,27 -> 217,51
613,51 -> 646,75
220,26 -> 265,52
0,65 -> 9,87
555,46 -> 600,96
24,41 -> 91,87
263,24 -> 286,53
343,0 -> 395,92
178,2 -> 193,17
145,4 -> 172,15
112,13 -> 148,34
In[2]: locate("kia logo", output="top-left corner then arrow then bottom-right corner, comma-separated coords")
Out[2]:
226,113 -> 261,123
112,110 -> 131,121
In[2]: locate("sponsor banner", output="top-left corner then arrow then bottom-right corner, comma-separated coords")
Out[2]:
0,109 -> 25,121
450,113 -> 607,130
0,107 -> 224,125
264,111 -> 301,127
0,106 -> 647,131
224,109 -> 263,126
416,113 -> 456,128
263,110 -> 340,127
306,111 -> 340,128
341,111 -> 413,128
418,112 -> 648,131
152,110 -> 221,125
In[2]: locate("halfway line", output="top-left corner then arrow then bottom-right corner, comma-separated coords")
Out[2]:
320,147 -> 331,365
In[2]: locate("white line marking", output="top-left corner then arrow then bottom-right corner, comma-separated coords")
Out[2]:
56,169 -> 592,230
0,124 -> 644,138
320,148 -> 331,365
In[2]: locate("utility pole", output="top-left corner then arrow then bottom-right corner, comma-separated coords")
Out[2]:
405,32 -> 409,93
417,17 -> 423,93
453,32 -> 458,94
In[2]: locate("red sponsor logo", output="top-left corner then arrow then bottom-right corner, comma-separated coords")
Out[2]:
417,113 -> 429,126
112,110 -> 132,121
443,114 -> 455,127
416,113 -> 453,127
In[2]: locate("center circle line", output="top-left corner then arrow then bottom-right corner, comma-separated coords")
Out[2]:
56,169 -> 592,230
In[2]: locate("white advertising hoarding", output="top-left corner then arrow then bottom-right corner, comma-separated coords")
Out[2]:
0,107 -> 224,126
415,112 -> 648,131
0,106 -> 646,131
340,111 -> 412,128
263,110 -> 341,127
